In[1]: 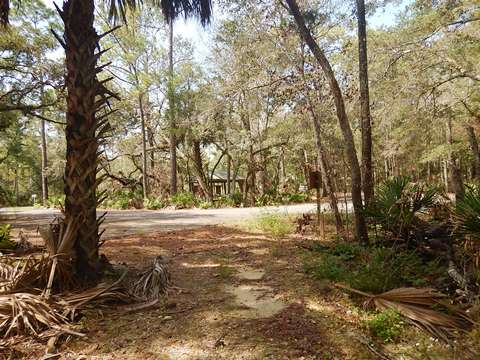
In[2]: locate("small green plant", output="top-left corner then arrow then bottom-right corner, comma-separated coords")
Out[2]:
305,253 -> 347,282
256,212 -> 293,239
286,191 -> 309,204
228,191 -> 243,207
143,197 -> 165,210
198,201 -> 214,209
170,192 -> 198,208
366,309 -> 404,342
46,194 -> 65,209
0,224 -> 15,250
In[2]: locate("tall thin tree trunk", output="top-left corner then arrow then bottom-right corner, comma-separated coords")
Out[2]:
446,118 -> 464,201
465,125 -> 480,179
285,0 -> 368,244
226,145 -> 231,194
356,0 -> 373,205
168,17 -> 177,195
312,117 -> 344,234
40,118 -> 48,206
139,94 -> 148,199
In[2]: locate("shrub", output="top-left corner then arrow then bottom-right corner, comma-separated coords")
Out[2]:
198,201 -> 214,209
215,196 -> 236,208
304,243 -> 439,293
170,192 -> 198,209
305,253 -> 347,282
255,190 -> 282,206
286,192 -> 309,204
366,176 -> 439,240
0,224 -> 15,250
256,212 -> 293,239
453,185 -> 480,242
46,194 -> 65,209
366,309 -> 404,342
144,197 -> 165,210
228,191 -> 243,207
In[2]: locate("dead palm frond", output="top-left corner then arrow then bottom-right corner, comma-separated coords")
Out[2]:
0,293 -> 67,337
130,256 -> 170,301
335,284 -> 475,343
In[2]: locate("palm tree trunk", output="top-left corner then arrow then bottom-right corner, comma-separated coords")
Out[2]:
168,17 -> 177,195
58,0 -> 111,280
285,0 -> 368,244
356,0 -> 374,205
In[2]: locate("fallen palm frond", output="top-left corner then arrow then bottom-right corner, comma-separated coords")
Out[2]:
335,284 -> 475,343
58,270 -> 131,320
0,293 -> 67,337
131,256 -> 170,301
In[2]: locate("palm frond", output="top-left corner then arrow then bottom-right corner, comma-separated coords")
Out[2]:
0,293 -> 67,337
131,256 -> 170,300
336,284 -> 475,343
107,0 -> 212,25
453,185 -> 480,241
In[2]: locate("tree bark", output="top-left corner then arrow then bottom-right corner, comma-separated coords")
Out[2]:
446,118 -> 464,201
168,17 -> 177,195
60,0 -> 113,280
356,0 -> 374,205
465,125 -> 480,179
139,94 -> 148,199
310,104 -> 344,234
191,139 -> 213,201
285,0 -> 369,243
40,118 -> 48,206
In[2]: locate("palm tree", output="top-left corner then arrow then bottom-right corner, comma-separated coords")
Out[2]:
1,0 -> 212,281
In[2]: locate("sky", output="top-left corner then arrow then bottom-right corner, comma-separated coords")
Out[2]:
40,0 -> 411,62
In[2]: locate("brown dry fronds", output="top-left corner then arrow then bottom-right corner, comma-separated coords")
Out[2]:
131,256 -> 170,301
335,284 -> 476,343
0,293 -> 67,337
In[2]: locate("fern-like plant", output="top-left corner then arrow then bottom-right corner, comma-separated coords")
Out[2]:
453,185 -> 480,241
366,176 -> 439,240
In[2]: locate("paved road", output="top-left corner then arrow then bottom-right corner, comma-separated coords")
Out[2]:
0,203 -> 333,238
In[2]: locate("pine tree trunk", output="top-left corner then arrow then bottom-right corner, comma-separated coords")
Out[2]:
60,0 -> 109,280
356,0 -> 374,205
285,0 -> 368,244
168,17 -> 177,195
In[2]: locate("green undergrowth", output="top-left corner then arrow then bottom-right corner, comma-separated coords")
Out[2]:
303,241 -> 444,294
366,309 -> 405,342
256,212 -> 294,239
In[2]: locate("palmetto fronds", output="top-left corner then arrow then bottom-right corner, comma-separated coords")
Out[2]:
336,284 -> 475,343
453,185 -> 480,241
365,176 -> 439,240
107,0 -> 212,24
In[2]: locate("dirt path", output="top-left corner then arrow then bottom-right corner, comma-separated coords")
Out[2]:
23,226 -> 375,360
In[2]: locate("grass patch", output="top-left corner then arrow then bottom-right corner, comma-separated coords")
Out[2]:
256,212 -> 294,239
